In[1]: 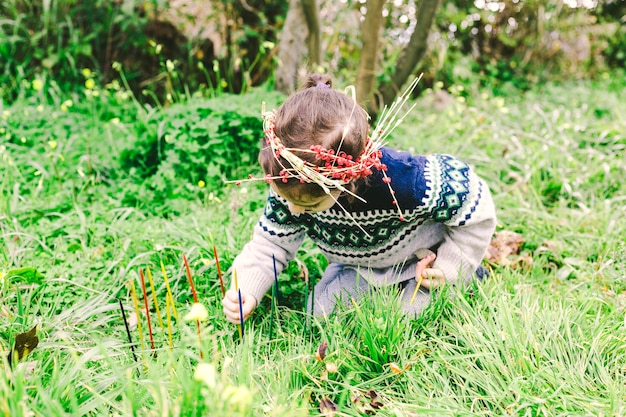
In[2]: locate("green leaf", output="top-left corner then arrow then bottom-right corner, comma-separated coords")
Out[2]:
6,267 -> 44,284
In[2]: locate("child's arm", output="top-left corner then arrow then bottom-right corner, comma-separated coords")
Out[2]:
225,194 -> 307,315
426,156 -> 497,283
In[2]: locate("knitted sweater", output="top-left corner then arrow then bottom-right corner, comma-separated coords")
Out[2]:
232,147 -> 497,303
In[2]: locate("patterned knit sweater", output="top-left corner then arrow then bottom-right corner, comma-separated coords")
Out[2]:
232,147 -> 497,303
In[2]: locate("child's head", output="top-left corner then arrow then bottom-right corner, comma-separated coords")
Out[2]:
259,74 -> 370,200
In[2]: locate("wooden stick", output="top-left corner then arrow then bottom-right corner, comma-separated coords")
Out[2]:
165,294 -> 174,350
146,267 -> 164,331
269,254 -> 279,341
118,298 -> 138,366
233,269 -> 243,339
238,289 -> 245,339
409,275 -> 425,305
183,254 -> 199,303
183,254 -> 203,358
410,253 -> 436,304
129,280 -> 146,351
160,261 -> 178,320
272,254 -> 280,304
213,246 -> 225,296
139,268 -> 156,352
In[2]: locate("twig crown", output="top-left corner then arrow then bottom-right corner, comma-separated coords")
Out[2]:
230,75 -> 423,225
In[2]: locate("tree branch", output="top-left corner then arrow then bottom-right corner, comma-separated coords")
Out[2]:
375,0 -> 441,113
301,0 -> 321,68
356,0 -> 386,106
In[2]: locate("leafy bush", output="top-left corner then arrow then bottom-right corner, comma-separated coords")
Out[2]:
593,0 -> 626,69
116,89 -> 284,211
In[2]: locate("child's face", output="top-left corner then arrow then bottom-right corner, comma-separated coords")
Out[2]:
272,185 -> 341,214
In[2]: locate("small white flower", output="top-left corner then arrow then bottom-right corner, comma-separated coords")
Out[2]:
194,363 -> 217,388
221,385 -> 252,411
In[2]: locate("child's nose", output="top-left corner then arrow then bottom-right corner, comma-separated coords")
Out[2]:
288,202 -> 306,214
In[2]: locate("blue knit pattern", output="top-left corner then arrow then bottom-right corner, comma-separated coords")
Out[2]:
259,149 -> 483,264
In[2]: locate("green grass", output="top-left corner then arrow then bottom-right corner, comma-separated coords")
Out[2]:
1,73 -> 625,416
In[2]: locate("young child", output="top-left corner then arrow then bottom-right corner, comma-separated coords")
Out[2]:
222,74 -> 496,323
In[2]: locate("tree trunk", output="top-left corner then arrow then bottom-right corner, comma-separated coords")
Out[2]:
374,0 -> 441,114
355,0 -> 386,106
301,0 -> 321,68
275,0 -> 309,94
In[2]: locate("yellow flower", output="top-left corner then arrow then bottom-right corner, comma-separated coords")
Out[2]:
85,79 -> 95,90
184,303 -> 208,321
82,68 -> 92,77
48,140 -> 57,150
198,180 -> 206,188
32,79 -> 43,91
194,363 -> 217,388
60,100 -> 73,112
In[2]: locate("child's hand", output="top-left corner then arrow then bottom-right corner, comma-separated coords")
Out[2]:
415,252 -> 445,290
222,289 -> 257,324
419,267 -> 445,290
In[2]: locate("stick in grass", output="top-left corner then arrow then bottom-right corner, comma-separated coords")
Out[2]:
129,279 -> 146,352
272,254 -> 280,304
238,288 -> 245,339
183,254 -> 204,358
165,294 -> 174,350
146,267 -> 164,331
118,298 -> 139,371
139,268 -> 157,353
213,246 -> 225,296
410,253 -> 436,304
183,254 -> 199,303
160,261 -> 178,320
269,254 -> 280,341
233,268 -> 244,339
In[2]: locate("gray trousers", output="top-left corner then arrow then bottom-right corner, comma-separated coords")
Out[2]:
309,262 -> 488,317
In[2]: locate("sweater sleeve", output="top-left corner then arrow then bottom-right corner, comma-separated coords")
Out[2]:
231,192 -> 307,303
423,155 -> 497,284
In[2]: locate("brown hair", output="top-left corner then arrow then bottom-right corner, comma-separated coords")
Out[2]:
259,74 -> 369,199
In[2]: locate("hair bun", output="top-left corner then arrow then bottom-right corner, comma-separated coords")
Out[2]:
303,74 -> 332,90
